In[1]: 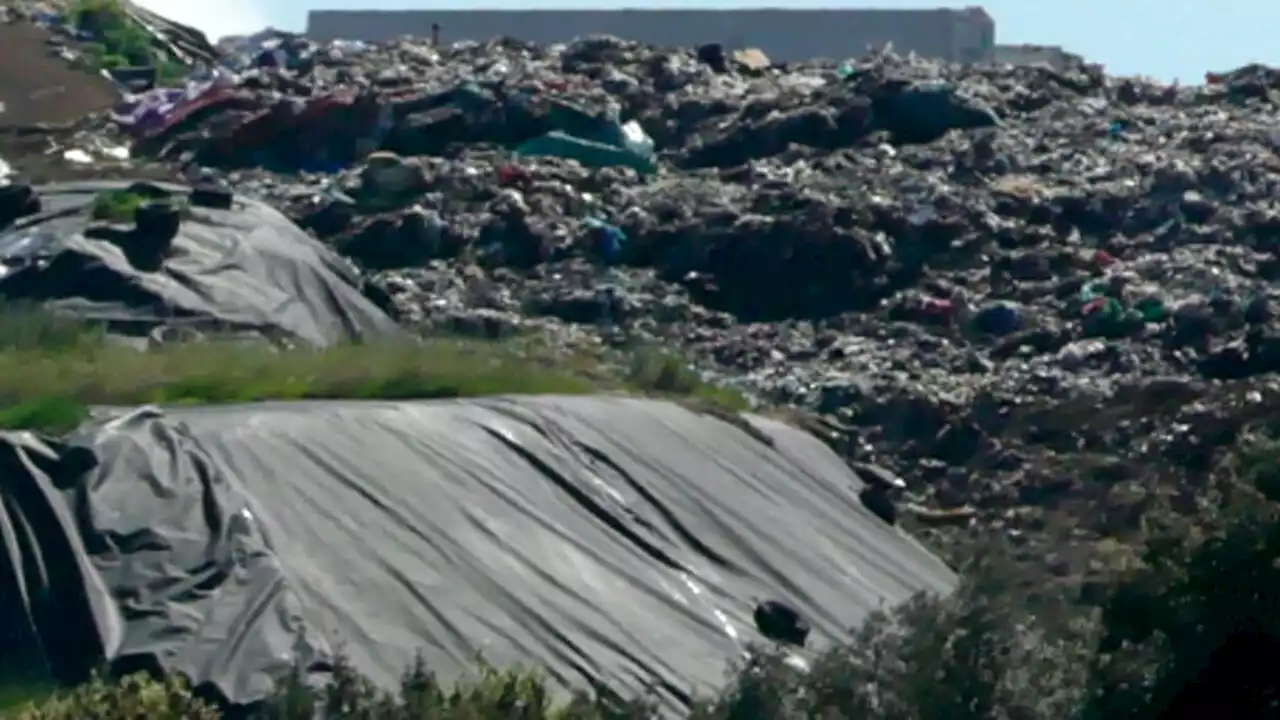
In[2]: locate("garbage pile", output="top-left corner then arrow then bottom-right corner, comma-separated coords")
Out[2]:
6,20 -> 1280,585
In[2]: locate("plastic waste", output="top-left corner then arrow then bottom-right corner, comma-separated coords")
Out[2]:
1082,297 -> 1134,338
875,83 -> 1000,143
1133,297 -> 1166,322
497,165 -> 529,186
1245,296 -> 1273,324
618,120 -> 656,158
1057,339 -> 1109,369
1207,286 -> 1234,311
582,217 -> 627,265
1080,281 -> 1108,303
63,149 -> 94,164
920,297 -> 954,322
730,48 -> 771,71
525,99 -> 657,172
108,66 -> 159,93
972,303 -> 1020,336
1082,297 -> 1118,317
453,82 -> 496,113
547,100 -> 614,142
516,132 -> 657,175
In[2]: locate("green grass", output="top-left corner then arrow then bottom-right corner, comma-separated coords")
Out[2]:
88,188 -> 149,222
68,0 -> 188,84
0,306 -> 746,434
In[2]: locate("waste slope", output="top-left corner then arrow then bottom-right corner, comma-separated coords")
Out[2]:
0,21 -> 120,127
0,396 -> 956,713
0,181 -> 400,346
121,1 -> 224,67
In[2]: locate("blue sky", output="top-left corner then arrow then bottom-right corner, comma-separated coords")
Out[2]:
139,0 -> 1272,83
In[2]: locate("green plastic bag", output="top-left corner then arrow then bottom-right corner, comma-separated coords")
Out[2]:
539,99 -> 656,168
516,131 -> 656,175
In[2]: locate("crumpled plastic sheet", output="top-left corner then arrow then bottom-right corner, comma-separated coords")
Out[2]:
112,70 -> 239,136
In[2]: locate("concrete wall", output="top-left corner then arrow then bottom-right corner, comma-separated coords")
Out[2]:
306,7 -> 996,63
993,44 -> 1077,71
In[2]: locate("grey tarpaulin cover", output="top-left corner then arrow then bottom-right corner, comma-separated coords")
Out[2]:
0,396 -> 955,712
0,181 -> 400,347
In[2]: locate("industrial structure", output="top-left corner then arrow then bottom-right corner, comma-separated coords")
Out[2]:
306,6 -> 996,64
992,43 -> 1078,71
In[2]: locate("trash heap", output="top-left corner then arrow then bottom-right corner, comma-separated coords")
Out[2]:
6,20 -> 1280,584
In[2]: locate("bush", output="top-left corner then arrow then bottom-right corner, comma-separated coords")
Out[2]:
11,674 -> 219,719
689,549 -> 1097,720
68,0 -> 187,83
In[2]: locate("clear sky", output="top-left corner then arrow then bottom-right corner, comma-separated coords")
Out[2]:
136,0 -> 1273,83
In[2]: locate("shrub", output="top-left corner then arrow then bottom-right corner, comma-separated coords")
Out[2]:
10,673 -> 218,719
68,0 -> 187,83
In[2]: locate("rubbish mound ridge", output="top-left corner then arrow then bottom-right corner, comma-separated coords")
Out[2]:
8,27 -> 1280,587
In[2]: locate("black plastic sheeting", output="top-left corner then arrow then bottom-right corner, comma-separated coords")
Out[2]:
0,396 -> 956,713
0,181 -> 400,347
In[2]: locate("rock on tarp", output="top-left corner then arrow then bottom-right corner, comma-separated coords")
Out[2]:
0,180 -> 401,347
0,396 -> 955,713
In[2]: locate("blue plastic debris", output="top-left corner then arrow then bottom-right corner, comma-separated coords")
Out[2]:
973,303 -> 1021,336
582,217 -> 627,265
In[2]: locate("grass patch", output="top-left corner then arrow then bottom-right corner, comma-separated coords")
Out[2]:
0,306 -> 747,434
68,0 -> 187,84
88,186 -> 190,223
87,188 -> 147,222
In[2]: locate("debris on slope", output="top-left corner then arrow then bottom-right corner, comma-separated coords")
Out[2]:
0,13 -> 121,126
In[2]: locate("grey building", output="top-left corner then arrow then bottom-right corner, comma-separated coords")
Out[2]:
993,43 -> 1080,71
306,7 -> 996,64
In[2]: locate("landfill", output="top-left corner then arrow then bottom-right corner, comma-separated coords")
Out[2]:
4,0 -> 1280,658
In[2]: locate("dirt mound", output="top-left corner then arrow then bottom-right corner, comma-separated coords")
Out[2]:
0,21 -> 118,127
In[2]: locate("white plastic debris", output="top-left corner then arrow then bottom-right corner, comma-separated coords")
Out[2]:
63,148 -> 93,164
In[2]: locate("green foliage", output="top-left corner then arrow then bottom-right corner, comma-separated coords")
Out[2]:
67,0 -> 188,83
10,673 -> 219,719
0,304 -> 747,433
88,187 -> 190,223
626,347 -> 749,411
88,188 -> 148,222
